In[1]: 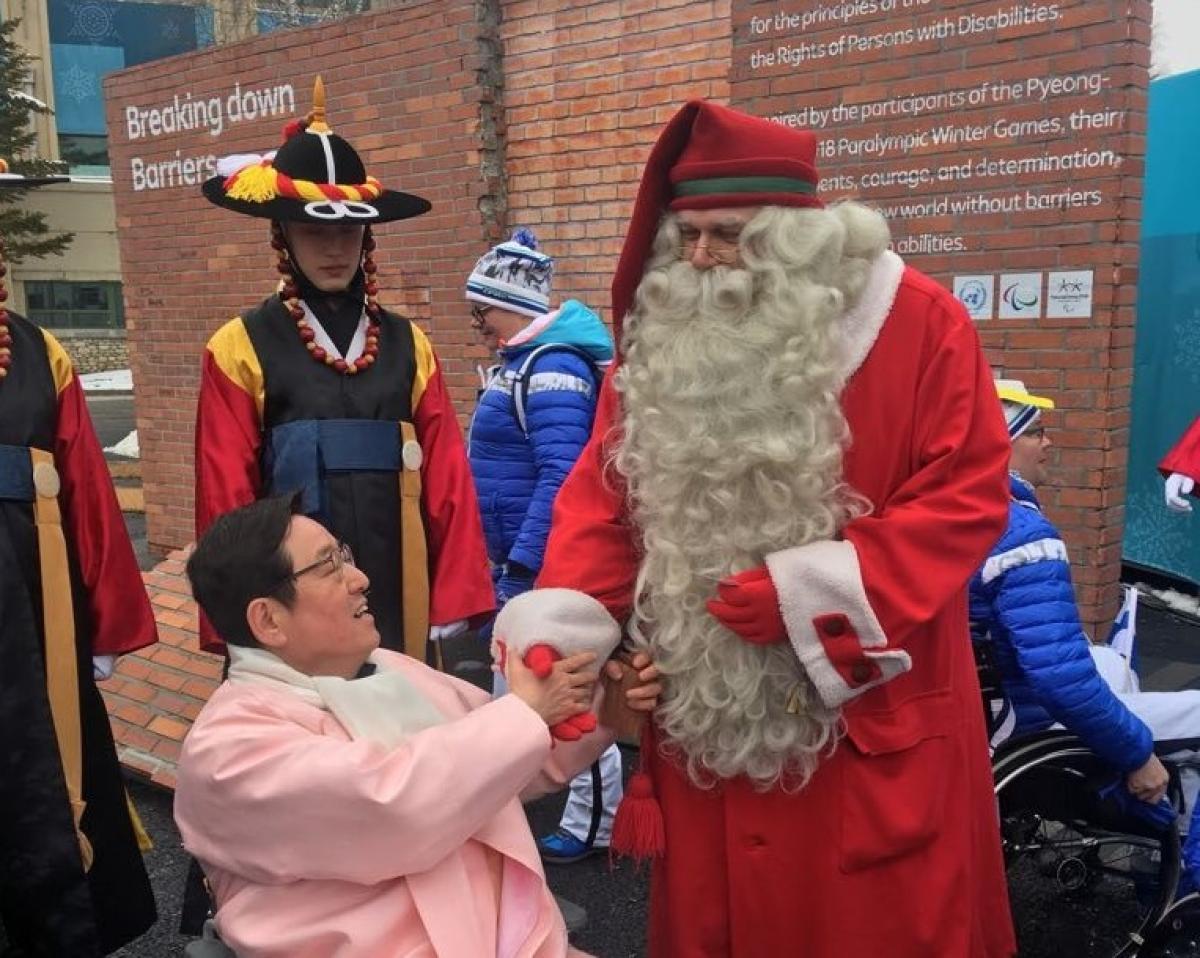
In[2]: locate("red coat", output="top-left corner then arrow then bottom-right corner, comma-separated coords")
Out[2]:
539,254 -> 1016,957
1161,415 -> 1200,485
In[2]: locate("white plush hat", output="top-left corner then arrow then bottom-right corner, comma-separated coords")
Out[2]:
492,587 -> 621,658
995,378 -> 1054,440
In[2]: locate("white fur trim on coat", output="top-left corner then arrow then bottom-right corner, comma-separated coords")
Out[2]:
765,539 -> 911,709
836,250 -> 904,386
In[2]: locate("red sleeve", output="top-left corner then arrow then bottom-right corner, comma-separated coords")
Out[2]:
1160,415 -> 1200,483
195,341 -> 263,652
536,371 -> 640,621
765,313 -> 1011,707
840,316 -> 1011,645
54,375 -> 158,655
412,358 -> 495,626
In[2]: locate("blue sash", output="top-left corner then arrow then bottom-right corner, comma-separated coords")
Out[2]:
262,419 -> 402,518
0,443 -> 35,502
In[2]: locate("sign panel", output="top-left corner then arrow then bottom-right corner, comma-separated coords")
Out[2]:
953,273 -> 995,320
733,1 -> 1138,273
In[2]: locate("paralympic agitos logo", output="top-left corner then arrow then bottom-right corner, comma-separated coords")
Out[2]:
1002,279 -> 1040,313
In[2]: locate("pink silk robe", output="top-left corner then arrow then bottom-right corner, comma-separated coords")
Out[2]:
174,650 -> 610,957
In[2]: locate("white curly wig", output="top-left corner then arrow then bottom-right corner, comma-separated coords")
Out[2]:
613,201 -> 890,790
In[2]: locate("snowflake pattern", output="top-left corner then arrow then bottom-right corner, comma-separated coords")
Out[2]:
160,18 -> 180,41
1172,307 -> 1200,389
1123,479 -> 1198,579
57,63 -> 97,104
67,1 -> 117,42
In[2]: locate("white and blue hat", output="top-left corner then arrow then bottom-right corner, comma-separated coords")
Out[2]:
996,379 -> 1054,439
466,228 -> 554,318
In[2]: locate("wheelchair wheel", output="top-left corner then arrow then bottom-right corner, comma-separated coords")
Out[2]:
1141,893 -> 1200,957
995,736 -> 1180,958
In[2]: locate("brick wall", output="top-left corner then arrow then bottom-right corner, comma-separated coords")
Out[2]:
499,0 -> 731,320
104,0 -> 504,554
107,0 -> 1146,635
730,0 -> 1149,633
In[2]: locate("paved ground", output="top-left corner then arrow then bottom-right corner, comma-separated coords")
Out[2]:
88,393 -> 156,571
87,393 -> 135,451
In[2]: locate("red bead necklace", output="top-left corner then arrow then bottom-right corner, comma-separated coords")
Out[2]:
271,223 -> 382,375
0,239 -> 12,379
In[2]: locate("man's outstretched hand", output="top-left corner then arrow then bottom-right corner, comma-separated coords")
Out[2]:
706,566 -> 787,646
604,651 -> 662,713
507,651 -> 597,729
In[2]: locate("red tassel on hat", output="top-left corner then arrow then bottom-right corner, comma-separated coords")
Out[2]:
610,721 -> 665,862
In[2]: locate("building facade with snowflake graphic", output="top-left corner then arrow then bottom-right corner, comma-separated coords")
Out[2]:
0,0 -> 366,369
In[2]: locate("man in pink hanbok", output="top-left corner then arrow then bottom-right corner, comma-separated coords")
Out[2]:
174,495 -> 658,958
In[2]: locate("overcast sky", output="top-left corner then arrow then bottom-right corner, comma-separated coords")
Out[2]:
1154,0 -> 1200,77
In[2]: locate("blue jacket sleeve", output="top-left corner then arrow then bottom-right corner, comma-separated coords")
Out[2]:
988,544 -> 1153,773
506,352 -> 598,573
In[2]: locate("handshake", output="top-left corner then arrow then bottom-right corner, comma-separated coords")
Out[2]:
490,589 -> 661,740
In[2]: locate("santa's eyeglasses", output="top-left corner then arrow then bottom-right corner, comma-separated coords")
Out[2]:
677,230 -> 742,265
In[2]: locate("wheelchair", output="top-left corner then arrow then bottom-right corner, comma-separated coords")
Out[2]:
977,641 -> 1184,957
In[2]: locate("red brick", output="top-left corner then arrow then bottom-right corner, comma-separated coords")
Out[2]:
148,716 -> 190,743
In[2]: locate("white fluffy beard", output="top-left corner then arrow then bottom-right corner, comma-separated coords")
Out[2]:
614,203 -> 886,791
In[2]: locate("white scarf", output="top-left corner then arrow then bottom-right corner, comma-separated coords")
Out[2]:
227,646 -> 444,748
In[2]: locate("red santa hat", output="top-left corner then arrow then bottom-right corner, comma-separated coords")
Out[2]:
611,100 -> 824,338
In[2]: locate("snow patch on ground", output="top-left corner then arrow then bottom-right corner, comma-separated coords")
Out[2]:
1134,581 -> 1200,619
104,430 -> 139,459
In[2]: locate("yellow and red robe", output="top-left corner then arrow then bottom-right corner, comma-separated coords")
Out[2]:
195,295 -> 493,656
0,314 -> 157,954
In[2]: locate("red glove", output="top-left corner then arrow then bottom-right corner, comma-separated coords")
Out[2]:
706,566 -> 787,645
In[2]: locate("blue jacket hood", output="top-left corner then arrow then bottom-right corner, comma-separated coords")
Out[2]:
502,299 -> 614,364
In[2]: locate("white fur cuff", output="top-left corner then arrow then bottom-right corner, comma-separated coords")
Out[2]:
765,540 -> 911,709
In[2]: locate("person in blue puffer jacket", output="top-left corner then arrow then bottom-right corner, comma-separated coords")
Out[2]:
970,379 -> 1200,817
464,229 -> 623,865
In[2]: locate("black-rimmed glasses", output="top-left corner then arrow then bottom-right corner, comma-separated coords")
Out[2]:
271,541 -> 356,593
470,304 -> 495,330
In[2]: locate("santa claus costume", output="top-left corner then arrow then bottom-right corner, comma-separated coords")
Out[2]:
1161,415 -> 1200,511
538,102 -> 1016,956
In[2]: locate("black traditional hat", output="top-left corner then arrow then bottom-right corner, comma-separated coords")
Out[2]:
0,157 -> 69,189
202,77 -> 430,224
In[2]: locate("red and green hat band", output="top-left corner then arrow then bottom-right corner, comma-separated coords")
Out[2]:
670,174 -> 820,210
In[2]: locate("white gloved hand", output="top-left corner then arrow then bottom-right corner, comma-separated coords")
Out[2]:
1165,472 -> 1195,513
429,619 -> 469,643
92,654 -> 117,681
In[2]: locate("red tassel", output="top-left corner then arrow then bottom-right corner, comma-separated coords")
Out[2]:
610,770 -> 665,862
